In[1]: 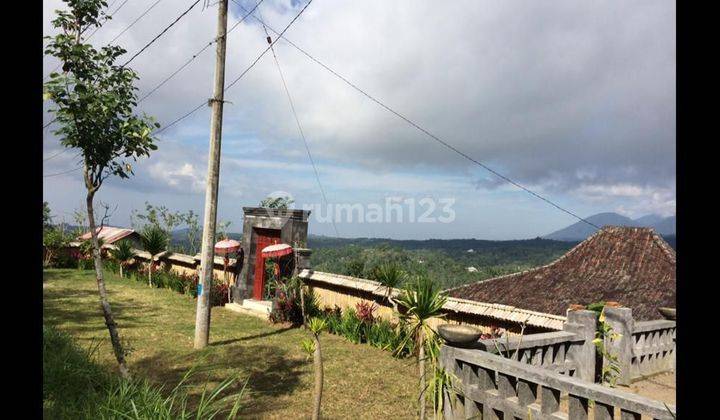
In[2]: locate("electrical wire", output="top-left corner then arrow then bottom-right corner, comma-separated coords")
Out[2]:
121,0 -> 202,68
137,0 -> 266,103
155,0 -> 313,134
258,8 -> 340,237
231,0 -> 605,232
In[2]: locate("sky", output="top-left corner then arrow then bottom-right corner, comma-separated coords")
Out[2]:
42,0 -> 676,240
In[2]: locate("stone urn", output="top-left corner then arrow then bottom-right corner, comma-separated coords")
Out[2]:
658,307 -> 676,320
437,324 -> 482,345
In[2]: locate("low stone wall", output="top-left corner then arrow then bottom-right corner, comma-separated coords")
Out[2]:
298,269 -> 567,335
70,243 -> 238,281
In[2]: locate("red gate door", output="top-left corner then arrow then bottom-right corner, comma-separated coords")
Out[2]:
253,229 -> 281,300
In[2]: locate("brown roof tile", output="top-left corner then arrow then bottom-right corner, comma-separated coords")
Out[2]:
446,227 -> 676,321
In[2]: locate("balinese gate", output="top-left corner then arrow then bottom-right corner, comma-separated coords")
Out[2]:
252,228 -> 281,300
233,207 -> 310,303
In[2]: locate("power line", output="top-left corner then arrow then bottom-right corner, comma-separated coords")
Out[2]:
85,0 -> 132,40
138,0 -> 266,103
231,1 -> 604,233
155,0 -> 313,134
107,0 -> 164,45
43,148 -> 69,162
44,166 -> 82,178
122,0 -> 202,68
259,9 -> 340,237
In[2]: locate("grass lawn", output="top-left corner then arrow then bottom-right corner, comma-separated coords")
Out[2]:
43,269 -> 418,418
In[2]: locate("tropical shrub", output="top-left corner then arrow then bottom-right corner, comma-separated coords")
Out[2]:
268,277 -> 319,325
43,228 -> 71,268
140,225 -> 168,287
315,305 -> 412,357
394,275 -> 447,420
355,301 -> 377,324
108,240 -> 135,278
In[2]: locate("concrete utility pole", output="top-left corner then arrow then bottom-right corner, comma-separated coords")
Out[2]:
194,0 -> 229,349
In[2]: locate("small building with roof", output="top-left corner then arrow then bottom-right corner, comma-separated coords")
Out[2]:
76,226 -> 142,248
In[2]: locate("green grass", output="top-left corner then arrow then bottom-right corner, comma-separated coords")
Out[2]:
43,269 -> 417,418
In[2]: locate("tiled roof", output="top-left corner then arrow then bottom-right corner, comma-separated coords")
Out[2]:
77,226 -> 137,244
446,227 -> 676,321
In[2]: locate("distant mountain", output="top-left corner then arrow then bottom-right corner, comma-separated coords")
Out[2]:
634,214 -> 664,227
543,213 -> 635,241
543,212 -> 676,241
651,216 -> 676,236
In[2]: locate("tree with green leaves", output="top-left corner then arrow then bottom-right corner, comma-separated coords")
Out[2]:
109,240 -> 135,278
301,317 -> 328,420
43,228 -> 70,268
44,0 -> 160,378
43,202 -> 53,230
140,225 -> 168,287
394,275 -> 447,420
215,219 -> 232,243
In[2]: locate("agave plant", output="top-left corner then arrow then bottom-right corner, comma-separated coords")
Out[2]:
140,225 -> 168,287
109,240 -> 135,278
394,275 -> 447,420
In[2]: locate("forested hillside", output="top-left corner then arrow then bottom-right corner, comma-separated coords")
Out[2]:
308,237 -> 577,290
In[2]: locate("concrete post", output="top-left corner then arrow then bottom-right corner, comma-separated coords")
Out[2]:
602,307 -> 633,386
295,248 -> 312,272
564,309 -> 597,382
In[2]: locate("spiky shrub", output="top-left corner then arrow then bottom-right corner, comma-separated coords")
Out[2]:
140,225 -> 168,287
339,308 -> 364,344
371,263 -> 407,308
109,240 -> 135,278
394,275 -> 447,420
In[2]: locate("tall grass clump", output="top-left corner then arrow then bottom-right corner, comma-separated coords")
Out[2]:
43,325 -> 246,419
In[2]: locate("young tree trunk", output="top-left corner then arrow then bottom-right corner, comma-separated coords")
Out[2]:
148,260 -> 153,286
312,334 -> 324,420
300,284 -> 307,329
119,264 -> 124,279
86,189 -> 131,379
418,330 -> 426,420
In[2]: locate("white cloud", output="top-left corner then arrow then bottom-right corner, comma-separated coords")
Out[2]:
148,162 -> 206,193
43,0 -> 676,238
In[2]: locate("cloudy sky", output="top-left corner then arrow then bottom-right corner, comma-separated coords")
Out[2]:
43,0 -> 676,240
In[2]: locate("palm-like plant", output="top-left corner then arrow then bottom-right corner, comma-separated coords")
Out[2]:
371,263 -> 407,309
394,275 -> 447,420
140,225 -> 168,287
109,240 -> 136,279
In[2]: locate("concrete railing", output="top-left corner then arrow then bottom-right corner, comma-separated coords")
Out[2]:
602,307 -> 676,385
457,307 -> 677,388
631,320 -> 676,381
465,310 -> 598,382
440,344 -> 676,420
